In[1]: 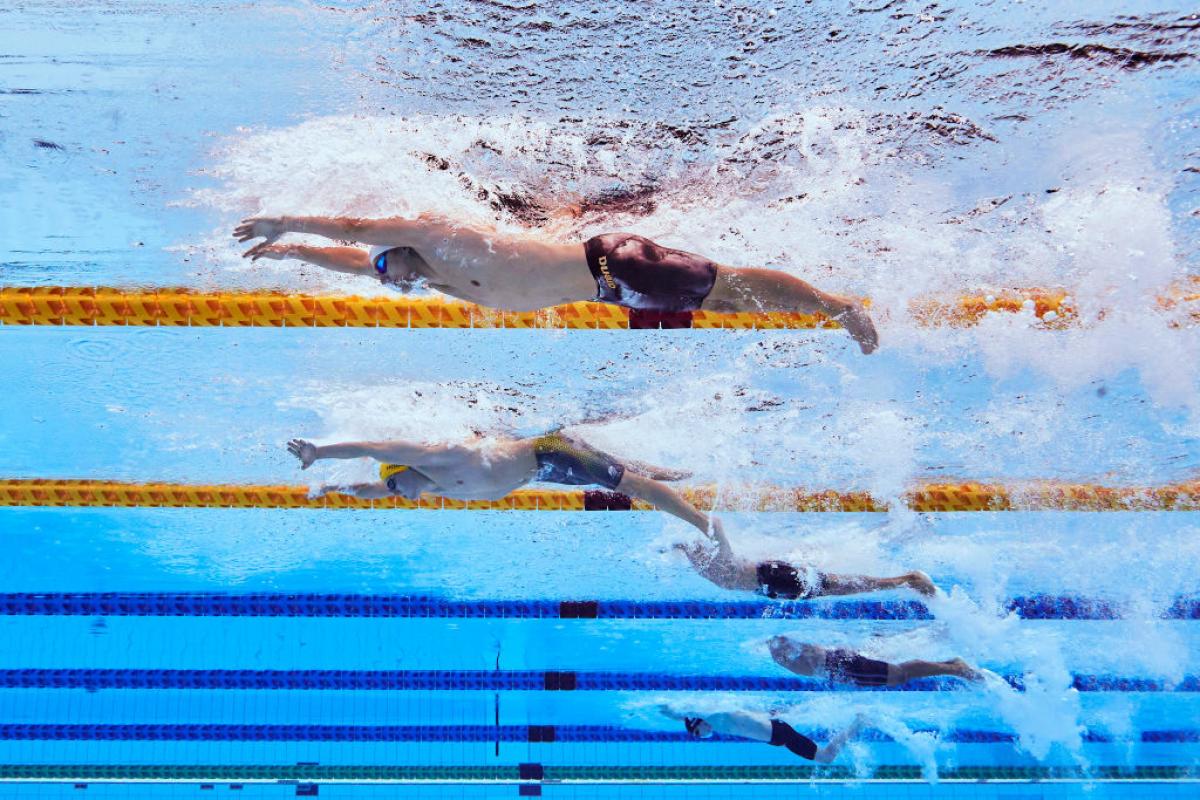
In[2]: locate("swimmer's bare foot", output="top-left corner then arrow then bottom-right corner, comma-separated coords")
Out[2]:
834,302 -> 879,354
905,570 -> 937,596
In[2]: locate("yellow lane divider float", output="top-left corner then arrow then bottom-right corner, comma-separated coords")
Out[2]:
0,284 -> 1195,329
2,479 -> 1198,512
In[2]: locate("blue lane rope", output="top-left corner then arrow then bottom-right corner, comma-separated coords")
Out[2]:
0,593 -> 1193,620
0,723 -> 1192,743
0,669 -> 1194,693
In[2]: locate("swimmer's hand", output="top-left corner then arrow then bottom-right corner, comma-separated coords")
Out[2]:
287,438 -> 318,470
242,242 -> 291,262
904,570 -> 937,597
234,216 -> 287,245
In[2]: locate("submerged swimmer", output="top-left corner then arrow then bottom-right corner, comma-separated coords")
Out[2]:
768,635 -> 980,688
673,522 -> 936,600
286,429 -> 721,536
233,214 -> 878,353
659,706 -> 866,763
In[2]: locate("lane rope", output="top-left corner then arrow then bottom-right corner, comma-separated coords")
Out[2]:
0,668 -> 1193,692
0,722 -> 1190,743
0,763 -> 1193,783
0,592 -> 1194,620
1,284 -> 1195,329
2,478 -> 1198,512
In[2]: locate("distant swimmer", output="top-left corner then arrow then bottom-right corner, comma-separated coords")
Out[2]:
673,522 -> 936,600
286,429 -> 721,536
768,635 -> 980,687
234,215 -> 878,353
659,706 -> 866,763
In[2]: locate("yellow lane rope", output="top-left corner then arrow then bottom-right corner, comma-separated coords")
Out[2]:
1,285 -> 1194,329
2,479 -> 1197,512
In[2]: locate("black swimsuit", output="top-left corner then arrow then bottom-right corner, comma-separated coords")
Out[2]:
756,561 -> 826,600
583,233 -> 718,312
825,648 -> 890,687
532,433 -> 625,491
768,719 -> 818,760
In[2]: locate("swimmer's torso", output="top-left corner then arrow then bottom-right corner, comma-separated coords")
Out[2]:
383,232 -> 596,311
413,438 -> 539,500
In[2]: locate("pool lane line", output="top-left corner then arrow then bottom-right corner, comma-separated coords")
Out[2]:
0,593 -> 1195,621
0,764 -> 1194,783
0,723 -> 1191,744
0,669 -> 1194,692
0,285 -> 1159,329
4,478 -> 1200,512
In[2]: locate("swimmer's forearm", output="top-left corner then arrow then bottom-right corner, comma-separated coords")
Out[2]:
312,442 -> 388,461
283,245 -> 372,274
323,482 -> 393,500
314,440 -> 430,464
283,214 -> 445,247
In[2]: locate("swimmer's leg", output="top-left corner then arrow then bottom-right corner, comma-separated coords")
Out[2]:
616,471 -> 712,537
889,657 -> 980,686
622,459 -> 693,481
704,266 -> 878,354
817,570 -> 937,598
243,243 -> 375,277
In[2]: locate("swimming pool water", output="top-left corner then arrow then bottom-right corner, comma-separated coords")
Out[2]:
2,0 -> 1199,797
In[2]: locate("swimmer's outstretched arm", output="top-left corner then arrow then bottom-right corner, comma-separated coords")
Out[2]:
242,243 -> 373,275
235,214 -> 455,249
287,438 -> 438,470
657,705 -> 688,721
315,481 -> 393,500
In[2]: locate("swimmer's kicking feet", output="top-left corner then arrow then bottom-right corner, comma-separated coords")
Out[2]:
768,636 -> 980,687
286,430 -> 720,537
658,706 -> 866,763
234,215 -> 878,353
673,523 -> 936,600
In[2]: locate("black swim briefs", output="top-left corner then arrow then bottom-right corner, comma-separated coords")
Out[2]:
825,648 -> 890,687
583,233 -> 718,312
755,561 -> 826,600
768,719 -> 818,761
532,432 -> 625,491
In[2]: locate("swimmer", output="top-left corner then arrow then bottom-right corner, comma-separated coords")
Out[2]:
673,522 -> 936,600
659,706 -> 866,763
768,635 -> 980,687
286,429 -> 720,536
234,215 -> 878,353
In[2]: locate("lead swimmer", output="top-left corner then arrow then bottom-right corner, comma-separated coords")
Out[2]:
286,429 -> 722,537
234,214 -> 878,353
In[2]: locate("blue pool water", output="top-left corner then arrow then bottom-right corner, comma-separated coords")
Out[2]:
2,0 -> 1199,797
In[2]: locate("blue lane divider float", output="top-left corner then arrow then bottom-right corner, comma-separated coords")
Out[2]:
0,669 -> 1195,693
0,593 -> 1195,620
0,723 -> 1193,744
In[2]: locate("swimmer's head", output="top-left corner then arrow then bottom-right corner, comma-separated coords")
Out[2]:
683,717 -> 712,739
379,463 -> 432,500
369,246 -> 425,291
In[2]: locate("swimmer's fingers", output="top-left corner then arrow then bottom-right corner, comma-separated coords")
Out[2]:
243,243 -> 283,261
234,217 -> 282,244
287,438 -> 314,469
